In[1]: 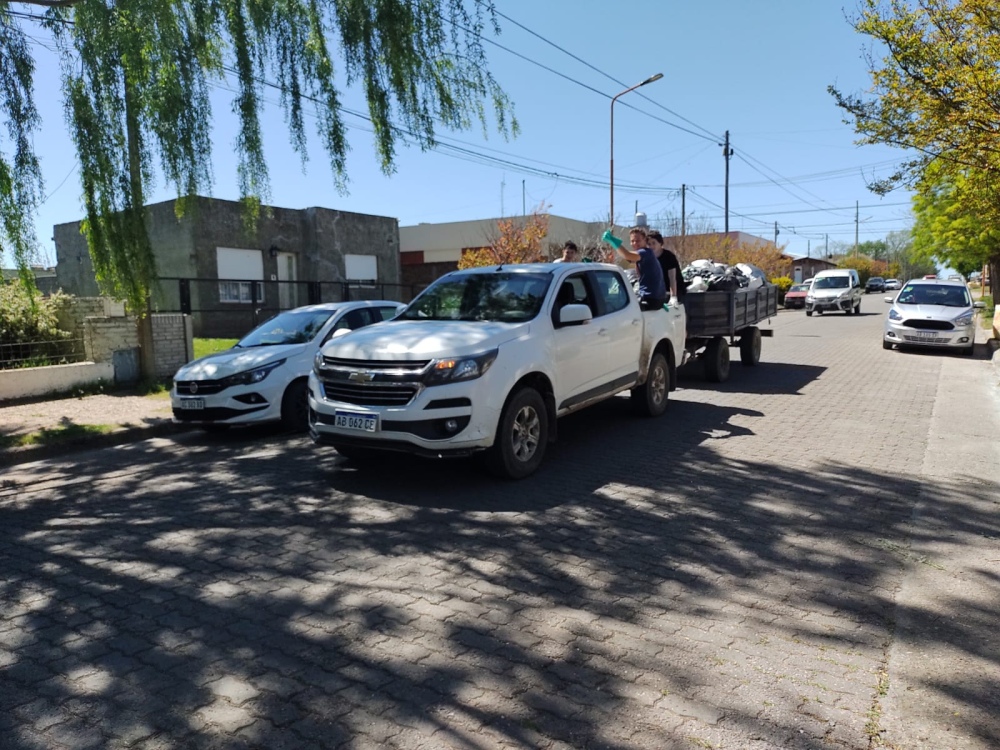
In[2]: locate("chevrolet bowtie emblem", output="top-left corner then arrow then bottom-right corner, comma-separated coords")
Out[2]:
348,371 -> 374,383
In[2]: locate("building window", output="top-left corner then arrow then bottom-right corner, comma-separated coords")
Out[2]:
217,247 -> 264,304
345,254 -> 378,286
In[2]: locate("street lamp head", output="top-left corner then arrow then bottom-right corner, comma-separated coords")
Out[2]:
641,72 -> 664,86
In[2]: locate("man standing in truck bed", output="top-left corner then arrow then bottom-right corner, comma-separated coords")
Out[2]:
603,227 -> 666,311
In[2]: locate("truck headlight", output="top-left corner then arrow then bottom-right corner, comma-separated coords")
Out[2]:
424,349 -> 498,385
314,350 -> 325,372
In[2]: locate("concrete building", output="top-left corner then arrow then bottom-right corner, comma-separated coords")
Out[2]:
54,196 -> 401,337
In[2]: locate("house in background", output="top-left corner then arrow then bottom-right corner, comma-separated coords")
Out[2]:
2,266 -> 59,295
400,214 -> 605,287
54,196 -> 401,337
782,255 -> 838,283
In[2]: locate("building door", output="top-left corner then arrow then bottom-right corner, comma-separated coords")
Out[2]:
277,252 -> 297,309
793,266 -> 803,283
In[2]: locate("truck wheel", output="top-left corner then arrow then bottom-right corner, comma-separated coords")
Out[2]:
631,351 -> 669,417
853,301 -> 861,315
806,310 -> 813,317
739,327 -> 762,366
280,379 -> 309,431
484,387 -> 548,479
704,337 -> 731,383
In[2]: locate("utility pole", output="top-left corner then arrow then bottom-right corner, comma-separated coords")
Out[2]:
773,221 -> 779,248
681,184 -> 686,238
721,130 -> 733,234
807,239 -> 811,259
522,180 -> 525,216
855,200 -> 859,257
825,234 -> 829,258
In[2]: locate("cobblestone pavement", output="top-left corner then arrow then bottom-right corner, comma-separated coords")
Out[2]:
1,306 -> 998,749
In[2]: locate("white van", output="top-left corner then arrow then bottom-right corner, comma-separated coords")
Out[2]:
805,269 -> 863,316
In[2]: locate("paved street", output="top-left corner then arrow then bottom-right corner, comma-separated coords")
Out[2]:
2,303 -> 999,749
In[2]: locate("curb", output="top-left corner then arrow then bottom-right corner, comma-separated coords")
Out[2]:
0,420 -> 194,469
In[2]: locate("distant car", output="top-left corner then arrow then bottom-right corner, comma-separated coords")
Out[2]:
883,279 -> 984,356
884,278 -> 901,290
783,283 -> 810,309
865,276 -> 886,293
171,301 -> 405,431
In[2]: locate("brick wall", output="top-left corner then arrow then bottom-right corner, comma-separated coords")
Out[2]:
152,314 -> 193,378
84,317 -> 138,364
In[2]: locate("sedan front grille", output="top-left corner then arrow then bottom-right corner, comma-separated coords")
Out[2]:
902,319 -> 953,331
175,380 -> 225,395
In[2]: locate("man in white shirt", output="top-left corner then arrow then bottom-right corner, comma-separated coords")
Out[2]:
553,241 -> 580,263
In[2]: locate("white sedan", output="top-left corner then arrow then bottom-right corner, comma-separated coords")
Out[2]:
883,279 -> 983,356
171,301 -> 404,431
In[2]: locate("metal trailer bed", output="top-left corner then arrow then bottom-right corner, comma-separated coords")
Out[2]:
682,284 -> 778,382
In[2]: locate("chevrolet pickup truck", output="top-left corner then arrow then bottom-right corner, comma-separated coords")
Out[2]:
308,263 -> 685,479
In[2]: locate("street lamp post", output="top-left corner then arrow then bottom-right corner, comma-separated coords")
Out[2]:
610,73 -> 663,227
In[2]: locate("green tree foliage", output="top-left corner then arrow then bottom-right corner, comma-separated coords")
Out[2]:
0,10 -> 43,293
830,0 -> 1000,194
856,239 -> 888,261
831,0 -> 999,287
911,163 -> 1000,280
2,0 -> 516,313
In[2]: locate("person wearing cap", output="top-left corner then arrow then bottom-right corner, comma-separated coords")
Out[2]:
601,227 -> 666,311
553,241 -> 580,263
647,230 -> 683,306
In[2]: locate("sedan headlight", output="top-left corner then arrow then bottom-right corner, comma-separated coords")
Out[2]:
953,312 -> 973,327
423,349 -> 498,386
219,359 -> 286,388
888,308 -> 903,321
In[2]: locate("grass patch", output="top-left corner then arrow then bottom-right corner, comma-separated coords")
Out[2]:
977,294 -> 994,329
0,423 -> 115,450
194,338 -> 238,360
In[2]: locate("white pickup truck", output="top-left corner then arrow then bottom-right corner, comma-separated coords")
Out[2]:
308,263 -> 685,478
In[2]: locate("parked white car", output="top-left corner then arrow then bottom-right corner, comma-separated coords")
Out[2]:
172,301 -> 404,431
882,279 -> 983,356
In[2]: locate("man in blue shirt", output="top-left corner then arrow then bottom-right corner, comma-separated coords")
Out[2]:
603,227 -> 666,310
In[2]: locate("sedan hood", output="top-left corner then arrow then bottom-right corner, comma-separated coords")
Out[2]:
893,304 -> 968,320
175,344 -> 305,380
322,320 -> 529,360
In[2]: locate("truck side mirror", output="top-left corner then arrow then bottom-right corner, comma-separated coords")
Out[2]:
557,304 -> 593,326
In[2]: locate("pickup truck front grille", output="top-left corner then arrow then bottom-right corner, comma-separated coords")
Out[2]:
321,357 -> 431,373
320,381 -> 419,406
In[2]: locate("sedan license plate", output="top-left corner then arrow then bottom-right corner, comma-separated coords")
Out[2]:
914,330 -> 937,339
180,398 -> 205,410
334,410 -> 378,432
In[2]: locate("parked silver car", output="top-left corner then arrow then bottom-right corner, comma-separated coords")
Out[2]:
882,279 -> 984,356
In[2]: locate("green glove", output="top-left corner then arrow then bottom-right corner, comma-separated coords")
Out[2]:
601,229 -> 623,249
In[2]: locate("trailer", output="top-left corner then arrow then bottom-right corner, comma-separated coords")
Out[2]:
682,283 -> 778,382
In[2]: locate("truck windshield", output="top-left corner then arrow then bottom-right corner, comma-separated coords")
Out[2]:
400,271 -> 552,322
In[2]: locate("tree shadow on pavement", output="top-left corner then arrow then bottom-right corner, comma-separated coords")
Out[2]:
0,410 -> 997,750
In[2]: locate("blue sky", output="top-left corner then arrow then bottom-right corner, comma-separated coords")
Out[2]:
15,1 -> 914,266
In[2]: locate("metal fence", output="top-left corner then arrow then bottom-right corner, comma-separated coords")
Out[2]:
0,337 -> 87,371
155,278 -> 426,339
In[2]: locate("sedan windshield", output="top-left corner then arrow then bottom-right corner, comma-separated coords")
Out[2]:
813,276 -> 849,290
789,284 -> 809,293
400,271 -> 552,322
896,284 -> 971,307
237,309 -> 335,347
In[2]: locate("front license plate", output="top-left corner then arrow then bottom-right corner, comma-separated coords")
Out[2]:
914,330 -> 936,339
180,398 -> 205,410
334,410 -> 378,432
